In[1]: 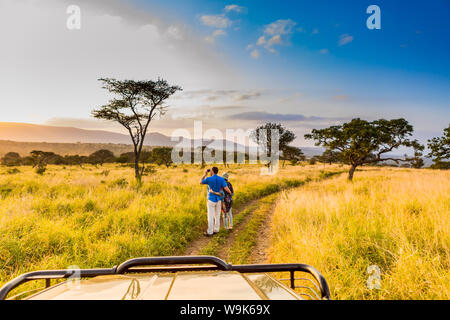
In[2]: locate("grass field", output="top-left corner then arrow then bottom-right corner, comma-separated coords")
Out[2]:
0,164 -> 448,300
269,168 -> 450,299
0,163 -> 331,295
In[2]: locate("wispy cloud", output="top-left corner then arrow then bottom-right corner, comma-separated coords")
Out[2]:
251,19 -> 297,56
333,95 -> 349,101
200,4 -> 246,44
228,112 -> 327,122
319,49 -> 329,54
250,49 -> 260,59
205,29 -> 226,43
264,19 -> 297,36
234,91 -> 262,101
200,14 -> 232,28
339,34 -> 354,46
175,89 -> 265,101
224,4 -> 247,13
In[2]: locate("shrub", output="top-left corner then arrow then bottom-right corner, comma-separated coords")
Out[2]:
6,168 -> 21,175
110,178 -> 128,188
36,167 -> 46,175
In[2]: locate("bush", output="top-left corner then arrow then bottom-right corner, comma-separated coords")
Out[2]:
36,167 -> 46,175
1,152 -> 22,166
6,168 -> 21,175
110,178 -> 128,188
142,166 -> 157,175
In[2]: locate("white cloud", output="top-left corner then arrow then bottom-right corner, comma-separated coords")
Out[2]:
0,0 -> 244,124
200,14 -> 232,28
213,29 -> 226,36
166,25 -> 183,40
205,29 -> 226,44
250,49 -> 260,59
177,89 -> 265,101
224,4 -> 246,13
264,19 -> 297,36
256,36 -> 266,45
234,91 -> 262,101
250,19 -> 297,57
267,35 -> 282,46
339,34 -> 354,46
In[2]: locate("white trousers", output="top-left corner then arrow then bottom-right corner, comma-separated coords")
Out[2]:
207,200 -> 221,235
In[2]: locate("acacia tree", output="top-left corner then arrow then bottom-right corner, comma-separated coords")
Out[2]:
251,123 -> 296,169
88,149 -> 116,166
427,124 -> 449,169
282,145 -> 305,167
30,150 -> 56,174
317,150 -> 342,165
92,78 -> 181,181
150,147 -> 174,168
305,118 -> 423,180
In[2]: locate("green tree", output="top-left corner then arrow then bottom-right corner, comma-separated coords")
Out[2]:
1,152 -> 22,166
64,155 -> 86,167
92,78 -> 181,181
251,123 -> 296,169
427,124 -> 449,169
30,150 -> 55,174
88,149 -> 116,166
281,145 -> 305,167
410,147 -> 425,169
150,147 -> 174,168
305,118 -> 423,180
317,150 -> 342,165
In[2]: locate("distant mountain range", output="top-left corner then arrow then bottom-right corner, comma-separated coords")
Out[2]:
0,122 -> 173,145
0,122 -> 324,157
0,123 -> 429,166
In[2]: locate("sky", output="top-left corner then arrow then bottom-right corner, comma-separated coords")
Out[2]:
0,0 -> 449,146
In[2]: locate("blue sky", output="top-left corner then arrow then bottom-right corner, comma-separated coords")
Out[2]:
142,0 -> 450,97
0,0 -> 448,146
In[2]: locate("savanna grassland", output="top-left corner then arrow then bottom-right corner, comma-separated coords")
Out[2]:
0,163 -> 332,296
0,163 -> 448,300
269,168 -> 450,299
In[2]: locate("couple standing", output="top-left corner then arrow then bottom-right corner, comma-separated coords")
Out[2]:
200,167 -> 234,236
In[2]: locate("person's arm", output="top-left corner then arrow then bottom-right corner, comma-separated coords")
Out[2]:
200,169 -> 210,184
229,183 -> 234,196
222,179 -> 231,195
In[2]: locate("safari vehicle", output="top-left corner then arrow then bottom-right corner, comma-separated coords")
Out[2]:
0,256 -> 331,300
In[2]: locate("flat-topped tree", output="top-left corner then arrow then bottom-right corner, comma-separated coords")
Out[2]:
150,147 -> 174,168
427,124 -> 449,169
92,78 -> 181,181
88,149 -> 116,166
305,118 -> 424,180
251,123 -> 296,169
282,145 -> 305,166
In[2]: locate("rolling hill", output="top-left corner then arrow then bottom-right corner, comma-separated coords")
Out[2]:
0,122 -> 324,157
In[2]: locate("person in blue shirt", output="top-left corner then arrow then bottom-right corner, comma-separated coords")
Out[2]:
200,167 -> 232,236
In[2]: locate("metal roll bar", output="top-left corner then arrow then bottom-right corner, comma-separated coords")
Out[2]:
0,256 -> 331,300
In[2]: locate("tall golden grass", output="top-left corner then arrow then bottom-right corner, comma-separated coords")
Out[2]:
0,163 -> 327,292
269,168 -> 449,299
